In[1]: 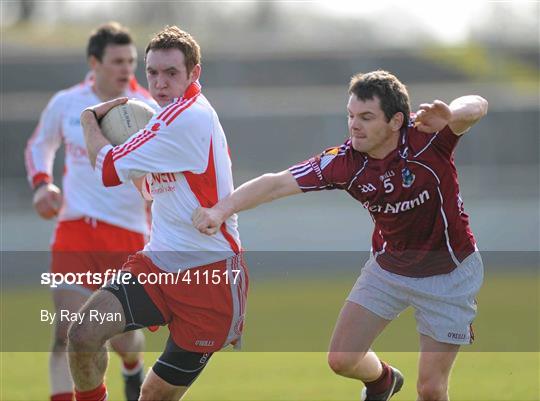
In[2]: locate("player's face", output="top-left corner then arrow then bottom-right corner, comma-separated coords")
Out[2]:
145,49 -> 201,107
347,95 -> 400,159
92,44 -> 137,97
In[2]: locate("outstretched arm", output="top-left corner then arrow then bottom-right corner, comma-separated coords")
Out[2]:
415,96 -> 488,136
192,170 -> 302,235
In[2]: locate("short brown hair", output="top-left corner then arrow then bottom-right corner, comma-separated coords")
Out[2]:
145,26 -> 201,74
87,22 -> 133,62
349,70 -> 410,128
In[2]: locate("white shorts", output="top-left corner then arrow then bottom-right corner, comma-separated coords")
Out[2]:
347,252 -> 484,345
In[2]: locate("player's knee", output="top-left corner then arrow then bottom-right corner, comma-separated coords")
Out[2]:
138,381 -> 158,401
111,329 -> 145,357
417,378 -> 448,401
67,323 -> 91,351
67,321 -> 102,352
139,379 -> 179,401
327,352 -> 357,376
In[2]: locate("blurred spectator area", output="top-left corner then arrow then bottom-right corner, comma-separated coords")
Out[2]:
2,44 -> 538,183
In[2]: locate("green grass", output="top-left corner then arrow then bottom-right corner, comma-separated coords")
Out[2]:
1,274 -> 539,400
2,351 -> 538,400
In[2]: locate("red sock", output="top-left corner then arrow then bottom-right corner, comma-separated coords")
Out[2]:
122,359 -> 143,376
123,359 -> 141,371
75,383 -> 107,401
51,393 -> 73,401
364,361 -> 392,395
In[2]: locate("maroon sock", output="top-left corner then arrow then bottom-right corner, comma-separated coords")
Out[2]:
51,393 -> 73,401
75,383 -> 107,401
364,361 -> 392,395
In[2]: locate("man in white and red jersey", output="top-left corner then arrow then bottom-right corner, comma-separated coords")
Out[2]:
24,22 -> 156,401
67,26 -> 247,401
193,70 -> 488,401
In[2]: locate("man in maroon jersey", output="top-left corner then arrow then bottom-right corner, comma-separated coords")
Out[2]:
192,70 -> 488,401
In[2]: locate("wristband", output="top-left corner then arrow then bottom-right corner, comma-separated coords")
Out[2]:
32,173 -> 52,191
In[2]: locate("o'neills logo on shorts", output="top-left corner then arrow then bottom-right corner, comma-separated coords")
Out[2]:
447,332 -> 467,340
195,340 -> 215,347
361,189 -> 430,214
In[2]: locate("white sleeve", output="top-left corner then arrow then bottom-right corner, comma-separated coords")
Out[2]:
110,108 -> 211,182
24,93 -> 64,187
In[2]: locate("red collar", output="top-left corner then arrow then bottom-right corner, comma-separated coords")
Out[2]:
182,80 -> 201,101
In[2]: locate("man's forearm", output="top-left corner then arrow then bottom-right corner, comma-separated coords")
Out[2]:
215,171 -> 301,220
81,110 -> 111,168
449,95 -> 488,135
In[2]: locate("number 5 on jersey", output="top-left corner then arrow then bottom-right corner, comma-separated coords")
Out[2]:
383,178 -> 394,193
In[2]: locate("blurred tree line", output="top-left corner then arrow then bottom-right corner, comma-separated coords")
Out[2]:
3,1 -> 538,48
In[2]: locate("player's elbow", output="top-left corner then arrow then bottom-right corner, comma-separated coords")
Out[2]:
476,96 -> 488,118
88,156 -> 97,170
451,96 -> 489,135
464,96 -> 488,122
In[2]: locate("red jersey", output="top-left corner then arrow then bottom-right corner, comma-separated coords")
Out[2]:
289,121 -> 476,277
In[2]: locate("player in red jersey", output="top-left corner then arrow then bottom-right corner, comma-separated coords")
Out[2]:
193,70 -> 488,401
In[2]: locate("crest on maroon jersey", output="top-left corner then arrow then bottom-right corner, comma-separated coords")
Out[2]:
401,167 -> 415,188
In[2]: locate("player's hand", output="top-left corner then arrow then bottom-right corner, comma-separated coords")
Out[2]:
82,97 -> 128,121
192,207 -> 226,236
33,183 -> 62,219
414,100 -> 452,133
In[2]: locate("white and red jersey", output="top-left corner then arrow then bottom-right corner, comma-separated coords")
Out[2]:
25,77 -> 157,235
290,118 -> 476,277
96,82 -> 241,272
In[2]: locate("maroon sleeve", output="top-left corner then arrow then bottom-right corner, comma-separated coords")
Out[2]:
288,143 -> 353,192
431,125 -> 461,158
289,157 -> 328,192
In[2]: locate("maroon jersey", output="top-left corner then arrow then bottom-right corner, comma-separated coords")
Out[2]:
289,120 -> 476,277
